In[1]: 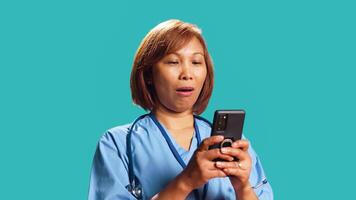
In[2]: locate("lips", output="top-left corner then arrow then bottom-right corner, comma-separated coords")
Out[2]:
176,86 -> 194,92
176,86 -> 194,97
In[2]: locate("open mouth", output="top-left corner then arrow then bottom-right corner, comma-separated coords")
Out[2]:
176,87 -> 194,92
176,87 -> 194,96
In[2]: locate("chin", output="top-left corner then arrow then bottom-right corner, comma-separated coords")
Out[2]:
170,104 -> 194,113
160,97 -> 197,114
172,99 -> 199,113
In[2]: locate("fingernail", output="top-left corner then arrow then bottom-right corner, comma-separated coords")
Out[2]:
232,142 -> 238,148
221,148 -> 227,153
216,162 -> 222,166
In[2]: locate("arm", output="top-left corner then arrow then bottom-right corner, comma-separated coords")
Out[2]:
88,131 -> 135,200
235,184 -> 259,200
151,136 -> 233,200
249,151 -> 273,200
215,140 -> 273,200
150,172 -> 193,200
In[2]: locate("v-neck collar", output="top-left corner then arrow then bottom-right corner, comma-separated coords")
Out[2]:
163,125 -> 197,155
148,113 -> 200,165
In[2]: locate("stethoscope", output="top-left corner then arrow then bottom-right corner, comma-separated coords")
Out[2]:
125,112 -> 268,199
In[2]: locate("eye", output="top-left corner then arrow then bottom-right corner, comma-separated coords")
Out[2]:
192,61 -> 202,65
166,60 -> 179,65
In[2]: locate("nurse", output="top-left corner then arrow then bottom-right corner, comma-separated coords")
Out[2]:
88,19 -> 273,200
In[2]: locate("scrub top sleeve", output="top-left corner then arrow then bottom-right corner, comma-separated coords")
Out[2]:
88,131 -> 135,200
248,145 -> 274,200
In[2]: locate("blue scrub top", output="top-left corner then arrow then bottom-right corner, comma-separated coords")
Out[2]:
88,115 -> 273,200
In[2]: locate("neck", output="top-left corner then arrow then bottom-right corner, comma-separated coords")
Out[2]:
153,105 -> 194,131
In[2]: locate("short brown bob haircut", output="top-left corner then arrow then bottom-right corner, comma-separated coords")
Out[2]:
130,19 -> 214,115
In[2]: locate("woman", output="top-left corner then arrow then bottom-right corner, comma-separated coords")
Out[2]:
88,19 -> 273,200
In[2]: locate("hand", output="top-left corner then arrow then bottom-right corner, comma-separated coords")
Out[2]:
180,135 -> 235,191
214,140 -> 253,192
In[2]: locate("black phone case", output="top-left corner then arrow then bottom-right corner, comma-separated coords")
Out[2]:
209,110 -> 245,150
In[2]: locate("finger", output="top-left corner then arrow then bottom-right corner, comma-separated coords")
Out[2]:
215,161 -> 249,170
198,136 -> 224,151
222,167 -> 244,177
220,147 -> 249,161
204,148 -> 234,161
215,161 -> 239,169
232,139 -> 249,151
209,168 -> 228,178
198,160 -> 230,172
202,160 -> 220,170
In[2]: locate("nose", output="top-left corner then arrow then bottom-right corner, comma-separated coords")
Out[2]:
179,61 -> 193,80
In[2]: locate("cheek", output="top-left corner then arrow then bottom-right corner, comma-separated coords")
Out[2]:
155,73 -> 176,88
153,70 -> 177,94
154,77 -> 169,95
195,68 -> 207,86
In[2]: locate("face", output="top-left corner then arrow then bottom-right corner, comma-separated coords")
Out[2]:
152,37 -> 207,114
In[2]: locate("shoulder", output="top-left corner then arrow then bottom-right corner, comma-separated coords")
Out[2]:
107,123 -> 131,138
96,123 -> 132,153
98,114 -> 153,149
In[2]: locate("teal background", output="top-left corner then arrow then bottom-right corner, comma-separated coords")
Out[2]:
1,0 -> 355,199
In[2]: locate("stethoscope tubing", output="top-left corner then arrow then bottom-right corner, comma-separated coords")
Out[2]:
126,113 -> 211,199
126,113 -> 268,199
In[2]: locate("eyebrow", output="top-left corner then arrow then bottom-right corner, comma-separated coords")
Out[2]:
169,52 -> 204,57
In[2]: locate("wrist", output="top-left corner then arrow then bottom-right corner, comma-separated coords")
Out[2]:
235,182 -> 253,194
234,182 -> 258,200
152,173 -> 194,200
175,172 -> 194,195
235,182 -> 254,196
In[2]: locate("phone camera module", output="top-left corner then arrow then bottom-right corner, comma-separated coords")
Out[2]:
216,114 -> 228,131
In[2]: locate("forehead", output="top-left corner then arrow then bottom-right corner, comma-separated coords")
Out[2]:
167,37 -> 204,57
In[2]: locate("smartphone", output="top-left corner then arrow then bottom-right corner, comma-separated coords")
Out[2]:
209,110 -> 246,150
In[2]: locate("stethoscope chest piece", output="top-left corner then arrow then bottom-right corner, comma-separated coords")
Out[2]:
125,113 -> 212,200
126,179 -> 143,200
